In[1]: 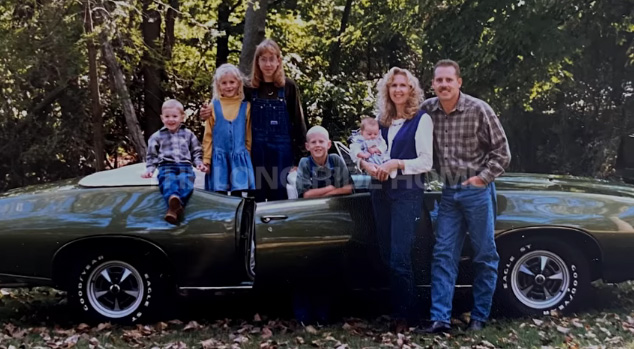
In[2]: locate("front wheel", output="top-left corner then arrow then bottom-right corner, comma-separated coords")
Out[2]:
70,254 -> 163,323
497,237 -> 590,316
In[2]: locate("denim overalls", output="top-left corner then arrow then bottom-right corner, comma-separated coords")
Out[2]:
205,99 -> 255,192
251,88 -> 294,202
308,155 -> 336,189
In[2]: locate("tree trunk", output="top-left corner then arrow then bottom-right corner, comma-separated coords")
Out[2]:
239,0 -> 269,76
328,0 -> 353,75
141,0 -> 163,139
162,0 -> 178,59
216,0 -> 232,67
100,30 -> 147,158
84,1 -> 105,171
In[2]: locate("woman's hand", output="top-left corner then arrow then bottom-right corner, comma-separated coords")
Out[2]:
200,102 -> 212,121
374,165 -> 390,181
379,159 -> 400,173
360,160 -> 379,178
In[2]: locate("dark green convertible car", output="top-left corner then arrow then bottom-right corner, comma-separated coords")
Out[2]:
1,146 -> 634,324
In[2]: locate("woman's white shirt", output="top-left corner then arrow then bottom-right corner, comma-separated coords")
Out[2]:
386,113 -> 434,178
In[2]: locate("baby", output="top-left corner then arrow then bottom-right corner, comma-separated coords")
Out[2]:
350,117 -> 389,166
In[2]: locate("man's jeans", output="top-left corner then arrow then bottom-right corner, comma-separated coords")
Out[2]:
430,183 -> 499,323
371,186 -> 424,321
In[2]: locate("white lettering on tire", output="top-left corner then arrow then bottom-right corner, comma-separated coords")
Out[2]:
501,243 -> 578,314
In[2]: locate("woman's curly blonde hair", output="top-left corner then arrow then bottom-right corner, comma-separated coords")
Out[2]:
250,39 -> 286,88
375,67 -> 424,127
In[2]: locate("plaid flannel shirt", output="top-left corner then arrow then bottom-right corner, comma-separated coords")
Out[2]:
422,92 -> 511,184
145,125 -> 203,173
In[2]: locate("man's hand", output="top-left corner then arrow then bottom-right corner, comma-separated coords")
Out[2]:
200,102 -> 212,121
141,171 -> 153,178
357,152 -> 371,159
197,163 -> 208,173
462,176 -> 487,187
289,166 -> 298,173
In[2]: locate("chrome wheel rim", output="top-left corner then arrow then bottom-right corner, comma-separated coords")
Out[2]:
511,250 -> 569,309
87,261 -> 144,319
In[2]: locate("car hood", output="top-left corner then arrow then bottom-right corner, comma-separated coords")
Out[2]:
0,178 -> 81,198
497,173 -> 634,198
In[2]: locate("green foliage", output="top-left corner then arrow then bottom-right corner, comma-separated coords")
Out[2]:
0,0 -> 632,191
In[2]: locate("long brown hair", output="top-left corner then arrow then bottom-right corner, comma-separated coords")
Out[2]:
250,39 -> 286,88
375,67 -> 424,127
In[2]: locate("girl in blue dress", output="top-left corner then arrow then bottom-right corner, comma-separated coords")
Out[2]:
202,63 -> 255,196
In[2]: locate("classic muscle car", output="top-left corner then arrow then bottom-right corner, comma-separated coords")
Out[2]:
1,145 -> 634,324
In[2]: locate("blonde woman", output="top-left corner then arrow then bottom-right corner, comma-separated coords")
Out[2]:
359,67 -> 433,331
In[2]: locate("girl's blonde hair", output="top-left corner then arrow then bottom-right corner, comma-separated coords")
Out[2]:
250,39 -> 286,88
212,63 -> 245,100
375,67 -> 424,127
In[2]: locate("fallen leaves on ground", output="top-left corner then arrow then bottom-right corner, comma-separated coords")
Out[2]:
2,284 -> 634,348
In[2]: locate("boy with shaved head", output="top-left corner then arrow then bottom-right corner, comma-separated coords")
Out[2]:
295,126 -> 353,198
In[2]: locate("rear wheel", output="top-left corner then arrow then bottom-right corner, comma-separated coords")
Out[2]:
70,254 -> 164,324
497,237 -> 590,316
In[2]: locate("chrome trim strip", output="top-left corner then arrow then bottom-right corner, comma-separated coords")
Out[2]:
416,285 -> 472,289
352,284 -> 472,292
179,286 -> 253,291
0,273 -> 53,283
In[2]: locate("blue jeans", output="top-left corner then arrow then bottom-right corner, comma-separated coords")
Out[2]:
158,163 -> 195,207
430,183 -> 499,323
371,186 -> 424,321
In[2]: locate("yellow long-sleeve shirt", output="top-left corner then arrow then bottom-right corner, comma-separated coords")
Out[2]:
202,96 -> 252,164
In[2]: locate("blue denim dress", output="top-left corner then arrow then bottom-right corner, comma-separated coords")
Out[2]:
205,99 -> 255,191
251,88 -> 294,201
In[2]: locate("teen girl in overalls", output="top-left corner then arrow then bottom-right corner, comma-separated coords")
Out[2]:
248,39 -> 308,202
202,64 -> 255,195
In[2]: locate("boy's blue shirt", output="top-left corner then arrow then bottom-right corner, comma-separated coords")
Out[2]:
146,125 -> 203,173
295,153 -> 353,198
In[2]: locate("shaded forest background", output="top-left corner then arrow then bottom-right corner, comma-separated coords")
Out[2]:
0,0 -> 632,192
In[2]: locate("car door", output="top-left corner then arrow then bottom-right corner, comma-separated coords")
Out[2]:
253,190 -> 389,289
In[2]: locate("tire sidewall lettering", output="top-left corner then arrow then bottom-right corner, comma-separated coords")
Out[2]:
501,242 -> 580,314
75,255 -> 151,323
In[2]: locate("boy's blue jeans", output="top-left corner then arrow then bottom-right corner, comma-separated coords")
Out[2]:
158,163 -> 195,207
430,183 -> 499,324
371,186 -> 424,321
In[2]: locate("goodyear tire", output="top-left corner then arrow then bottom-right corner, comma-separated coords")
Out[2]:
70,254 -> 162,324
498,237 -> 590,316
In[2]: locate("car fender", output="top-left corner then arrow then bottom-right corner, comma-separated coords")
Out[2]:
51,235 -> 171,288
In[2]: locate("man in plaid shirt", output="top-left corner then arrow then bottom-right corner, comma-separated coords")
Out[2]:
421,59 -> 511,333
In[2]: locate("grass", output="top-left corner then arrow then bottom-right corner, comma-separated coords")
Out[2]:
1,282 -> 634,348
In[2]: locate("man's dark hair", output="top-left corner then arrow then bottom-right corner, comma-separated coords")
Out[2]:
434,59 -> 461,78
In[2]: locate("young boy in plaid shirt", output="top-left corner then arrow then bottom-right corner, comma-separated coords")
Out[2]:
142,99 -> 207,224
